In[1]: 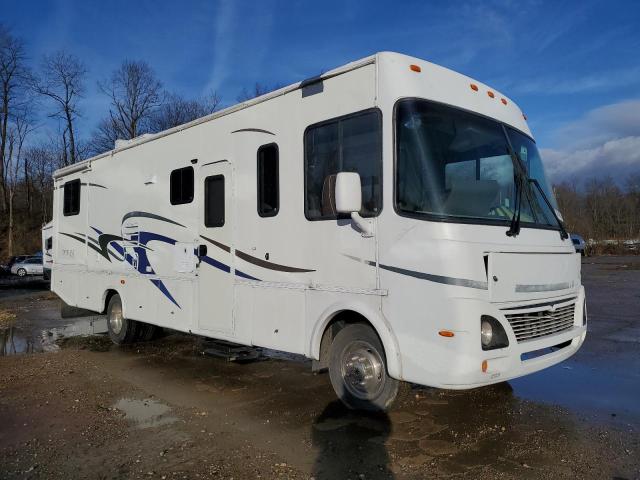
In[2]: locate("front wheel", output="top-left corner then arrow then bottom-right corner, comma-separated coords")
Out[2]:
328,323 -> 401,411
16,268 -> 27,277
106,294 -> 138,344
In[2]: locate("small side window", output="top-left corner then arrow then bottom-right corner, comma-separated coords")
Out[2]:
45,237 -> 53,250
257,143 -> 279,217
204,175 -> 225,227
63,179 -> 81,216
170,166 -> 194,205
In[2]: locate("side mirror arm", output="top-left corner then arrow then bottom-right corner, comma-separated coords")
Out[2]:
351,212 -> 374,237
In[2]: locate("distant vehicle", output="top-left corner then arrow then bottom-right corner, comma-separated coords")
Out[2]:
48,52 -> 586,411
11,257 -> 44,277
570,234 -> 587,256
2,255 -> 34,275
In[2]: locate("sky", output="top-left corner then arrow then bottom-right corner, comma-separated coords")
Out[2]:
3,0 -> 640,185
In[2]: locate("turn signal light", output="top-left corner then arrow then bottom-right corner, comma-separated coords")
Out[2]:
409,64 -> 421,73
482,360 -> 488,372
438,330 -> 455,338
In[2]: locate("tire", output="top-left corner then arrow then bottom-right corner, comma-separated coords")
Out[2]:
106,294 -> 138,345
136,322 -> 159,342
328,323 -> 401,411
17,268 -> 27,277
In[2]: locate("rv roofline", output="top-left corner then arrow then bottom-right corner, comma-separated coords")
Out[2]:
53,53 -> 379,180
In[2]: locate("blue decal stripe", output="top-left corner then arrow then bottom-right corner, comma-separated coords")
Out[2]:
201,255 -> 231,273
235,270 -> 260,281
150,279 -> 181,308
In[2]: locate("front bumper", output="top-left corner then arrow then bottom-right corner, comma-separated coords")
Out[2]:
399,286 -> 587,389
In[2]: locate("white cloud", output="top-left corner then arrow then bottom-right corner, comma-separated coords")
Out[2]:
540,99 -> 640,184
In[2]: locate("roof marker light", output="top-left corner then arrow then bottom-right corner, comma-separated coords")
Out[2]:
470,83 -> 479,91
409,64 -> 421,73
501,98 -> 508,105
487,91 -> 495,98
523,113 -> 528,120
439,330 -> 455,338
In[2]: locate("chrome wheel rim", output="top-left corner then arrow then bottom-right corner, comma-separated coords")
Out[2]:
17,269 -> 26,277
109,300 -> 123,334
340,341 -> 385,400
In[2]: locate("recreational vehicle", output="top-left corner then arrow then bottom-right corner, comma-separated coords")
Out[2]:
48,52 -> 586,410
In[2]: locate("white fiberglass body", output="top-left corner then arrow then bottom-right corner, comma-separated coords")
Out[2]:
49,52 -> 586,399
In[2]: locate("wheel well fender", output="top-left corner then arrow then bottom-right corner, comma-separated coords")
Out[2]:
102,288 -> 125,316
310,302 -> 402,379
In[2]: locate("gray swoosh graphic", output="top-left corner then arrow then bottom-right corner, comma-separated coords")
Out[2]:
343,254 -> 488,290
200,235 -> 315,273
230,128 -> 275,135
122,211 -> 186,228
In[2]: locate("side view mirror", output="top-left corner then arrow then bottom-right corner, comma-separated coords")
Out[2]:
335,172 -> 362,214
335,172 -> 373,237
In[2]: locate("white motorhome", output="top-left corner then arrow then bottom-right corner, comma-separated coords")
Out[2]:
49,52 -> 586,410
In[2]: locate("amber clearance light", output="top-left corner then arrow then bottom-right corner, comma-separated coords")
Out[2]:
439,330 -> 455,338
409,64 -> 422,73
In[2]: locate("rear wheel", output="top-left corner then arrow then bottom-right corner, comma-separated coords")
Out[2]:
106,294 -> 138,344
136,322 -> 160,342
16,268 -> 26,277
328,323 -> 401,411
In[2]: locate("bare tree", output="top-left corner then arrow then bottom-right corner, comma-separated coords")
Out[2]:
148,90 -> 221,132
25,144 -> 55,223
0,25 -> 30,211
5,107 -> 34,256
95,60 -> 162,147
34,50 -> 86,165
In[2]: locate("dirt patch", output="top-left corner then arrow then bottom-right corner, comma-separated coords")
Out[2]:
58,334 -> 113,352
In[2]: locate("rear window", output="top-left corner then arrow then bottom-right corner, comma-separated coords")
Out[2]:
63,179 -> 81,216
170,166 -> 194,205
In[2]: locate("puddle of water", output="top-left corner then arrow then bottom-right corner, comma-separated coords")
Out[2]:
114,398 -> 177,429
510,355 -> 640,424
0,317 -> 108,356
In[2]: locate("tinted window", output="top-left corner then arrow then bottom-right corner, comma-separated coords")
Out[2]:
46,237 -> 53,250
170,166 -> 194,205
27,258 -> 41,264
257,144 -> 279,217
304,109 -> 382,220
204,175 -> 225,227
63,179 -> 81,216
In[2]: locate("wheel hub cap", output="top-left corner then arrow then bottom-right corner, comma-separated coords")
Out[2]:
109,302 -> 123,334
341,341 -> 384,400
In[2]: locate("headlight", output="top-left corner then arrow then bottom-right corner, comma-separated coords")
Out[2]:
480,315 -> 509,351
481,319 -> 493,347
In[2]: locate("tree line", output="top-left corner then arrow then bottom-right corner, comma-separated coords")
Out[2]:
0,25 -> 278,259
555,175 -> 640,251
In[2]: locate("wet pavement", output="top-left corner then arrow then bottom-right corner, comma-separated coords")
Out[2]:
0,257 -> 639,479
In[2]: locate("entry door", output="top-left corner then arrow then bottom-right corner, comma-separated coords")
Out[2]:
198,161 -> 234,333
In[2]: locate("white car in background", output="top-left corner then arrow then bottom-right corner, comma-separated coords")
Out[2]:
11,257 -> 44,277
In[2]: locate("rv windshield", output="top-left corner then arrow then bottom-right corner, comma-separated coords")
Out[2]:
395,99 -> 558,229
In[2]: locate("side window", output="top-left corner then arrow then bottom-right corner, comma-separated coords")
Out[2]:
63,179 -> 81,216
304,109 -> 382,220
170,166 -> 194,205
204,175 -> 225,227
46,237 -> 53,250
257,143 -> 279,217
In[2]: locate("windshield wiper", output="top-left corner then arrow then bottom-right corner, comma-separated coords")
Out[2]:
506,172 -> 523,237
528,178 -> 569,240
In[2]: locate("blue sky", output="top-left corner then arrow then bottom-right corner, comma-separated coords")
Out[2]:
4,0 -> 640,184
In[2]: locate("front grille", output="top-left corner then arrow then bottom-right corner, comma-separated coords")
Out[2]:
504,302 -> 576,342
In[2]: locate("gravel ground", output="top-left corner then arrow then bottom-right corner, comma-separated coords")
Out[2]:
0,257 -> 639,479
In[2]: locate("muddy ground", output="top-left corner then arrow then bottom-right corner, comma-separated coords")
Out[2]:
0,257 -> 639,479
